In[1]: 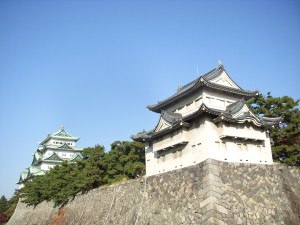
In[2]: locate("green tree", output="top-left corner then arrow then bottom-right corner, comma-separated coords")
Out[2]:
18,141 -> 145,206
77,144 -> 106,191
19,175 -> 48,206
4,190 -> 20,218
248,93 -> 300,166
102,141 -> 145,183
45,162 -> 81,206
0,195 -> 8,213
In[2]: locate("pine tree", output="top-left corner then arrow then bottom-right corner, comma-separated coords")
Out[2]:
78,144 -> 106,191
18,141 -> 145,206
4,190 -> 20,218
248,93 -> 300,166
102,141 -> 145,183
0,195 -> 8,213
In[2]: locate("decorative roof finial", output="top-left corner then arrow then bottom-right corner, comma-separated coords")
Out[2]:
218,59 -> 222,67
177,83 -> 182,92
61,123 -> 64,130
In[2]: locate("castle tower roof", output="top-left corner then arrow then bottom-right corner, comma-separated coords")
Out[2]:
40,126 -> 80,145
147,65 -> 258,113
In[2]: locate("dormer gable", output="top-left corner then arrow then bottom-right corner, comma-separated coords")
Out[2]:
213,99 -> 263,127
52,128 -> 72,138
43,152 -> 64,162
154,117 -> 171,132
57,143 -> 73,150
69,153 -> 83,162
154,111 -> 182,132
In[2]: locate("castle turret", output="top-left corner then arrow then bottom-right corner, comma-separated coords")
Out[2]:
132,64 -> 281,176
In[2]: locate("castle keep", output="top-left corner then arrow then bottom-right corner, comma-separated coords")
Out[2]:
17,126 -> 83,187
133,63 -> 281,176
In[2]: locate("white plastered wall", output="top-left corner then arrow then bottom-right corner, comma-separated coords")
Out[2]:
202,89 -> 240,110
46,138 -> 76,146
40,162 -> 57,171
145,116 -> 209,176
163,90 -> 204,115
145,115 -> 273,177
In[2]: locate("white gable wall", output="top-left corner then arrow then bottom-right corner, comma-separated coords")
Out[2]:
209,70 -> 241,89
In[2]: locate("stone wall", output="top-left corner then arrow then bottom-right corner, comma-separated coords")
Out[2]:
7,159 -> 300,225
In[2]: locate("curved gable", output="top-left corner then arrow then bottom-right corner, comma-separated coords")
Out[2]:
209,70 -> 241,89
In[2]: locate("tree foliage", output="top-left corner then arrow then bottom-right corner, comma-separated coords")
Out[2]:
248,93 -> 300,166
102,141 -> 145,183
0,195 -> 9,224
0,196 -> 8,213
19,141 -> 145,206
5,190 -> 20,218
0,191 -> 20,222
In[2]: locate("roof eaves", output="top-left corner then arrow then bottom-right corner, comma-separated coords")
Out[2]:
259,116 -> 282,127
183,103 -> 222,121
147,75 -> 202,112
131,130 -> 154,142
150,121 -> 189,140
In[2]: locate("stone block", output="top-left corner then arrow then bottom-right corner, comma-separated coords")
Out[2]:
205,190 -> 222,199
207,216 -> 228,225
215,204 -> 228,215
200,196 -> 218,208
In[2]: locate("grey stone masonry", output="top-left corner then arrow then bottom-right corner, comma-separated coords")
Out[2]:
8,159 -> 300,225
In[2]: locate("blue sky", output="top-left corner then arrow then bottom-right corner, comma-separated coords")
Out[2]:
0,0 -> 299,198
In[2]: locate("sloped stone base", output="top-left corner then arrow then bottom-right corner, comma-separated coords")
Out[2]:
8,159 -> 300,225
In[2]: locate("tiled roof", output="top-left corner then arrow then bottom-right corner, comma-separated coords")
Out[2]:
45,144 -> 82,151
43,152 -> 64,162
17,169 -> 29,184
212,99 -> 282,127
147,65 -> 258,113
131,130 -> 154,142
161,110 -> 182,125
31,151 -> 42,166
133,101 -> 281,142
69,153 -> 83,161
183,103 -> 223,121
258,116 -> 282,126
40,127 -> 80,144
